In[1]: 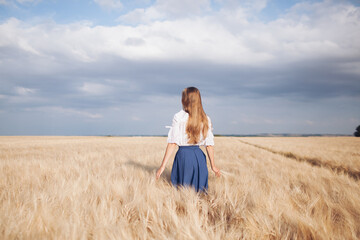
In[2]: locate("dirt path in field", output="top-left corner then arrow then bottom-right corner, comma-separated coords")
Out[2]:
238,139 -> 360,181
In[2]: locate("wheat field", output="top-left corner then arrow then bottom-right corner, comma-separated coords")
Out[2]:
0,136 -> 360,240
240,137 -> 360,175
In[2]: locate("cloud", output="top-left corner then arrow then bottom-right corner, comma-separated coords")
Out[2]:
78,82 -> 113,96
1,1 -> 358,67
124,37 -> 146,46
94,0 -> 122,10
0,0 -> 359,135
118,0 -> 211,24
350,118 -> 360,124
117,7 -> 164,24
155,0 -> 211,18
306,120 -> 315,125
26,106 -> 103,119
214,0 -> 268,12
14,86 -> 36,95
131,116 -> 141,121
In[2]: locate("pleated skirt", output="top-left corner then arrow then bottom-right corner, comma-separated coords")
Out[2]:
170,145 -> 208,192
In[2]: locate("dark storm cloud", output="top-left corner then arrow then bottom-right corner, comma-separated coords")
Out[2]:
74,56 -> 360,100
1,49 -> 360,112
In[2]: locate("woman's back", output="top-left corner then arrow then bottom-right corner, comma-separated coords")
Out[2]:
167,109 -> 214,146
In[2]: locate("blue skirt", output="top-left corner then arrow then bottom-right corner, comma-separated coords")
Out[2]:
171,146 -> 208,192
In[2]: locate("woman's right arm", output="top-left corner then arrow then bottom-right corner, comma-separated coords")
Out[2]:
206,145 -> 221,177
156,143 -> 177,180
156,113 -> 180,180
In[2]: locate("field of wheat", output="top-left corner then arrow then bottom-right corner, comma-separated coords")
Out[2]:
240,137 -> 360,178
1,136 -> 360,240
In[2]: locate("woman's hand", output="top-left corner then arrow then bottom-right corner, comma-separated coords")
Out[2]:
211,166 -> 221,177
156,166 -> 165,180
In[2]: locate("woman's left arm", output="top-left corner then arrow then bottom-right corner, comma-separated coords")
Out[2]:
156,143 -> 178,179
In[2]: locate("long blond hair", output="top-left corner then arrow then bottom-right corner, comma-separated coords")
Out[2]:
182,87 -> 209,144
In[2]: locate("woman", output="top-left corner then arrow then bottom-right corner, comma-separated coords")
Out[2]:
156,87 -> 221,192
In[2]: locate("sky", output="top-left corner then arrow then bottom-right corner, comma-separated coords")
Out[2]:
0,0 -> 359,136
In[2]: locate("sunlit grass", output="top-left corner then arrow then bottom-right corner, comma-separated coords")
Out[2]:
0,136 -> 359,239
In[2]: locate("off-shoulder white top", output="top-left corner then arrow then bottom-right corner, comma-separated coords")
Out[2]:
166,110 -> 214,146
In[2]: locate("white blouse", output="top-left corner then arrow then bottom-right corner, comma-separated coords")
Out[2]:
166,110 -> 215,146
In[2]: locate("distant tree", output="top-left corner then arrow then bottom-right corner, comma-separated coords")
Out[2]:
355,125 -> 360,137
